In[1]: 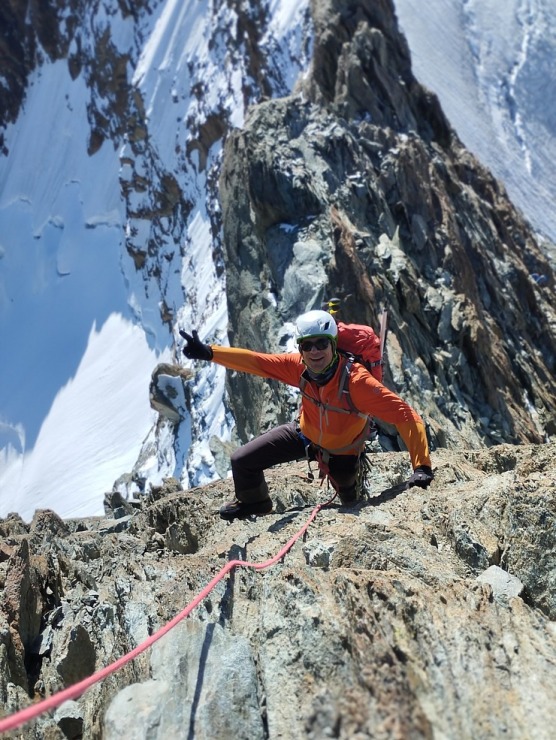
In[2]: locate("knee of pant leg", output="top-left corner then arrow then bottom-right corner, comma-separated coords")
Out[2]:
231,444 -> 253,473
329,455 -> 358,486
230,446 -> 244,465
333,472 -> 357,490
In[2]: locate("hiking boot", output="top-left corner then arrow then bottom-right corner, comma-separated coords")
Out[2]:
219,497 -> 273,520
338,484 -> 358,506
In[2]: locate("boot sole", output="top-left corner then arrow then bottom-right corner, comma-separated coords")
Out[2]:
219,499 -> 273,519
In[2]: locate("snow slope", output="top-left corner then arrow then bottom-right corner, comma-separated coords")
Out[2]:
393,0 -> 556,255
0,58 -> 165,520
0,0 -> 311,521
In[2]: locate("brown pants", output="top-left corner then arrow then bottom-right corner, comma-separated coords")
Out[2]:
230,421 -> 359,502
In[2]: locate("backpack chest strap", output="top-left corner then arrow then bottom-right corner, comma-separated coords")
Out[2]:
299,357 -> 369,425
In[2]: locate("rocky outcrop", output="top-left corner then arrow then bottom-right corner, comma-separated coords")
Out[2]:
218,0 -> 556,451
149,363 -> 194,424
0,441 -> 555,738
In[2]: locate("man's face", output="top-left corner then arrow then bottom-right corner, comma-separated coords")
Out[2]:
299,337 -> 334,373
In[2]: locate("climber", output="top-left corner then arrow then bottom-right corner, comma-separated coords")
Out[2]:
179,310 -> 433,519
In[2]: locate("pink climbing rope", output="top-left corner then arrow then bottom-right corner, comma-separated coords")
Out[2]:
0,493 -> 336,734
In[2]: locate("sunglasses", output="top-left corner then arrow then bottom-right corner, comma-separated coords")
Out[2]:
299,338 -> 330,352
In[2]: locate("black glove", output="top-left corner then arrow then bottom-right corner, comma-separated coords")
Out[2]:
179,329 -> 213,361
407,465 -> 434,489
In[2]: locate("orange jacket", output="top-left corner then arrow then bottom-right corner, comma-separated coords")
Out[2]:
211,346 -> 431,470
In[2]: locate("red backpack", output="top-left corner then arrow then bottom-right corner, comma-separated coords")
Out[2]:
336,321 -> 383,382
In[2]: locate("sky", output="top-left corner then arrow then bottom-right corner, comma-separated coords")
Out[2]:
0,0 -> 554,522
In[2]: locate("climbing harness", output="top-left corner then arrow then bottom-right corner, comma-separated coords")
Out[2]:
300,425 -> 372,500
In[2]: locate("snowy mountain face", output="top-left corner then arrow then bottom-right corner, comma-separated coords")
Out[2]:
0,0 -> 312,519
393,0 -> 556,258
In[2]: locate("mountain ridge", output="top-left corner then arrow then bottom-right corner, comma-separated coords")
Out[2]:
1,441 -> 555,737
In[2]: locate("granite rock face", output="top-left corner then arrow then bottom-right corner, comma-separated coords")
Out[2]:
219,0 -> 556,451
1,442 -> 555,738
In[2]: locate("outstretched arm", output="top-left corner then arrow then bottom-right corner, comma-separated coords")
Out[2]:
349,371 -> 434,488
178,329 -> 303,386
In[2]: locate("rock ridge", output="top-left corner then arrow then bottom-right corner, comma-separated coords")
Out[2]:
1,441 -> 555,738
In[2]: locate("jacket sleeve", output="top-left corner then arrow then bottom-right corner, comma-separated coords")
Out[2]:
210,346 -> 303,387
349,372 -> 432,470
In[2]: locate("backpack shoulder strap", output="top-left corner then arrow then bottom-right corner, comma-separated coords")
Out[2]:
299,357 -> 368,420
299,358 -> 372,455
337,355 -> 362,415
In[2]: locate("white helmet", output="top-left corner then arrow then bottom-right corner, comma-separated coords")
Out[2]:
294,310 -> 338,344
